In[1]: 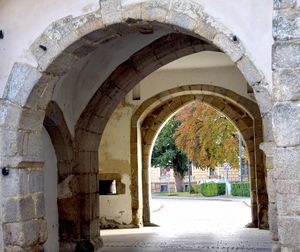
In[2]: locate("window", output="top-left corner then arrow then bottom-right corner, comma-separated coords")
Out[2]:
99,180 -> 117,195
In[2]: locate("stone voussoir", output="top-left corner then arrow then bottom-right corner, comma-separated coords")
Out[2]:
3,63 -> 42,108
213,32 -> 245,63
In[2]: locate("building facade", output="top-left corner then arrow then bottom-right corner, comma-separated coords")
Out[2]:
150,165 -> 249,193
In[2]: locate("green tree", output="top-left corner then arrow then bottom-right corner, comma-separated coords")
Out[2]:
151,117 -> 188,192
174,102 -> 241,170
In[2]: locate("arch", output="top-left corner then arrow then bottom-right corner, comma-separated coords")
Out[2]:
130,85 -> 268,229
0,1 -> 271,250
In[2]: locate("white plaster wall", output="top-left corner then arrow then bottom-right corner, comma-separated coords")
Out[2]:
42,127 -> 59,252
99,102 -> 136,226
0,0 -> 99,96
138,65 -> 250,102
0,0 -> 272,97
196,0 -> 273,84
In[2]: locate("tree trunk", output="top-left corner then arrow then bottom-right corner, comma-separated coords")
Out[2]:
174,171 -> 184,192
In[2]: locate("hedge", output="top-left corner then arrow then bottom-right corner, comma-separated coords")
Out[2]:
191,183 -> 201,194
231,182 -> 250,197
200,182 -> 226,197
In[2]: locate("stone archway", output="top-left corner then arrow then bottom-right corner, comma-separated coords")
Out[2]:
130,85 -> 268,230
0,1 -> 273,251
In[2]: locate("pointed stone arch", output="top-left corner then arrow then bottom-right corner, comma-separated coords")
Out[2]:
130,85 -> 268,229
0,1 -> 272,250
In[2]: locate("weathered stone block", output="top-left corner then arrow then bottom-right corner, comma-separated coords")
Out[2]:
4,246 -> 32,252
213,33 -> 244,62
75,151 -> 98,174
278,216 -> 300,248
2,198 -> 17,222
28,169 -> 44,193
75,129 -> 101,152
262,113 -> 274,142
4,220 -> 40,246
3,196 -> 35,222
272,101 -> 300,146
45,52 -> 79,76
100,0 -> 122,25
35,193 -> 45,218
166,11 -> 197,31
80,193 -> 99,221
73,174 -> 98,194
273,68 -> 300,101
141,2 -> 168,22
277,192 -> 300,216
3,63 -> 42,107
19,109 -> 45,132
72,12 -> 103,38
0,100 -> 22,129
24,73 -> 57,111
30,15 -> 81,72
273,0 -> 296,9
194,14 -> 219,42
274,146 -> 300,179
0,168 -> 29,197
170,0 -> 203,20
273,9 -> 300,40
237,55 -> 263,85
268,202 -> 278,239
273,41 -> 300,69
276,179 -> 300,194
121,2 -> 142,20
253,85 -> 273,115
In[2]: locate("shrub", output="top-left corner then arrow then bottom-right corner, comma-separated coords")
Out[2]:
231,182 -> 250,197
191,183 -> 201,194
200,182 -> 226,197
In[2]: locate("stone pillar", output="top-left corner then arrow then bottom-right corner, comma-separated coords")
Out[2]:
260,142 -> 280,252
0,162 -> 47,251
273,0 -> 300,250
73,128 -> 103,252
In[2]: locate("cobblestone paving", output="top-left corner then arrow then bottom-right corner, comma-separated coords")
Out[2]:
100,197 -> 272,251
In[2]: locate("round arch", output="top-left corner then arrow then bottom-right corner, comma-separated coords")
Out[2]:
0,1 -> 271,251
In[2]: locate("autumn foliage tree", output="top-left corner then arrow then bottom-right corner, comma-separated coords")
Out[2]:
151,118 -> 188,192
151,101 -> 243,192
174,102 -> 240,169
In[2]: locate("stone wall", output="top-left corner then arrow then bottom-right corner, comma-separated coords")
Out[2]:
272,0 -> 300,250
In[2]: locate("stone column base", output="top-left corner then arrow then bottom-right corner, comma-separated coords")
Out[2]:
60,237 -> 103,252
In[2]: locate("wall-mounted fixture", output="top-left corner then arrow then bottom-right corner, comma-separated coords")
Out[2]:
39,44 -> 47,51
2,167 -> 9,176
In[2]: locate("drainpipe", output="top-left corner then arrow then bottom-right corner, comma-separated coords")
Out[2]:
239,133 -> 243,182
188,160 -> 191,194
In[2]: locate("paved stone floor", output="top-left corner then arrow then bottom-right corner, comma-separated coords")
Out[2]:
100,197 -> 272,251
